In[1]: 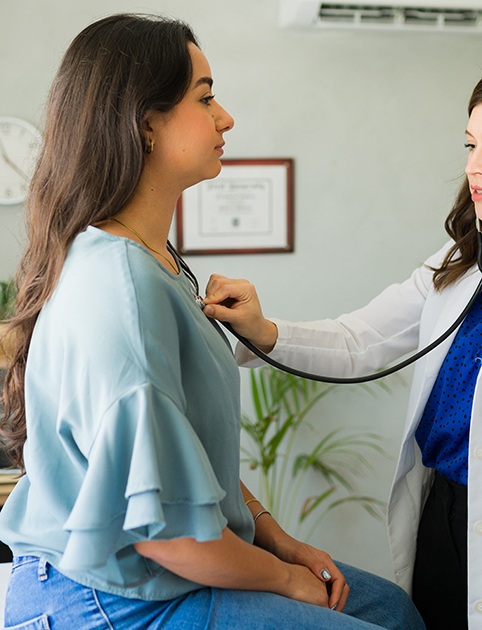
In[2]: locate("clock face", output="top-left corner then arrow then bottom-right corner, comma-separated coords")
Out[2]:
0,117 -> 42,205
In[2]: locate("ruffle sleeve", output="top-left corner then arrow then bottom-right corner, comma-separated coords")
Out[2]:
58,383 -> 227,572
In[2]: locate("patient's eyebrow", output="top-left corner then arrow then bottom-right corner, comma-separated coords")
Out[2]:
193,76 -> 213,89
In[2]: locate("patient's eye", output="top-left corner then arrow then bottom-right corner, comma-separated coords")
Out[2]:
201,95 -> 215,106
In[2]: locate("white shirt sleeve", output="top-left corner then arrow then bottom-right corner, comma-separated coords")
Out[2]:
235,243 -> 452,378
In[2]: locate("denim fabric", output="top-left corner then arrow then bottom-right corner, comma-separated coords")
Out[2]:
4,556 -> 425,629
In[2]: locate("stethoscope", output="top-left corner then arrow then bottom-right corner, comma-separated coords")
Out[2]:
170,219 -> 482,385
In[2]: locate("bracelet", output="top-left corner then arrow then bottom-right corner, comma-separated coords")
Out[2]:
253,509 -> 271,523
245,498 -> 261,506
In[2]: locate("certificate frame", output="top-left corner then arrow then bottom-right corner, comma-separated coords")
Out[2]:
176,158 -> 294,255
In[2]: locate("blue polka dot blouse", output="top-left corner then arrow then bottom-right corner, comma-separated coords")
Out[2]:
415,292 -> 482,486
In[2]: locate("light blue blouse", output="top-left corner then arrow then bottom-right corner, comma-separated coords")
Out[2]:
0,227 -> 254,600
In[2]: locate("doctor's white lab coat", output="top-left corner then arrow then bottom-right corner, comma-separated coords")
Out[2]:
235,242 -> 482,627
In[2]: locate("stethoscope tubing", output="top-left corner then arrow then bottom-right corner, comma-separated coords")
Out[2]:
173,233 -> 482,385
221,277 -> 482,385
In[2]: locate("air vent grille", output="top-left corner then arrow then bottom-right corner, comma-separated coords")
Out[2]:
317,4 -> 482,29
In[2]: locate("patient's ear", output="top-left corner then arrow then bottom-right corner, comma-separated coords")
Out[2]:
141,113 -> 155,133
141,112 -> 157,154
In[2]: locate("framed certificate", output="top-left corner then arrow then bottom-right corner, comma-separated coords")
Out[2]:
176,158 -> 294,255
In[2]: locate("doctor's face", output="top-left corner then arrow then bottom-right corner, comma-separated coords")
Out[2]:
465,103 -> 482,220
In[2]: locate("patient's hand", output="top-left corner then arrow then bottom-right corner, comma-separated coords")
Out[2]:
270,535 -> 349,612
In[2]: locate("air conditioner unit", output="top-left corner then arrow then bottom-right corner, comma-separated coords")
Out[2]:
279,0 -> 482,32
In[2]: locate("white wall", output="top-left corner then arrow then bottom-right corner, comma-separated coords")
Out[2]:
1,0 -> 481,580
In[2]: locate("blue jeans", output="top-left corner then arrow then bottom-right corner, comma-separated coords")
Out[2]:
4,556 -> 425,629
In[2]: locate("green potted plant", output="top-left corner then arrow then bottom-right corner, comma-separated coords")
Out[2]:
241,366 -> 398,539
0,278 -> 16,367
0,279 -> 16,322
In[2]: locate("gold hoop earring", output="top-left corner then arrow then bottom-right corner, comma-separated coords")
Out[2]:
145,138 -> 155,154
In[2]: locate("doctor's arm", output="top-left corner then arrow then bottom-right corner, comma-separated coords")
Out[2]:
203,252 -> 436,375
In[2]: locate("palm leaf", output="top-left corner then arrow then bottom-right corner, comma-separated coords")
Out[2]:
300,488 -> 336,522
241,366 -> 396,532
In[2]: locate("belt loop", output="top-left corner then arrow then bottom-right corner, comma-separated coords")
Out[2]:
37,557 -> 48,581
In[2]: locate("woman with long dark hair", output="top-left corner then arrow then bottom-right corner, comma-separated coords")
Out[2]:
0,14 -> 423,629
204,79 -> 482,630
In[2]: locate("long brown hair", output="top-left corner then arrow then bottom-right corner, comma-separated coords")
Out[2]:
1,14 -> 198,470
432,78 -> 482,289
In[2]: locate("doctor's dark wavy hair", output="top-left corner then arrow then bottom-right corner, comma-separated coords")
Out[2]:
1,13 -> 198,470
432,78 -> 482,290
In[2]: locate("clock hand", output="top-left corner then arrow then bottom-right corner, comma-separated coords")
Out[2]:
4,158 -> 28,181
0,137 -> 28,181
0,136 -> 9,162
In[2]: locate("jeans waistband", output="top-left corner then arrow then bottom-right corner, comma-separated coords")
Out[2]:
11,555 -> 41,569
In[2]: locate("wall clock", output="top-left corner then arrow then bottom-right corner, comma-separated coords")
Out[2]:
0,116 -> 42,205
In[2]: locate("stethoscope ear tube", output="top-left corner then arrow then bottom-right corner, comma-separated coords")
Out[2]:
476,218 -> 482,274
221,277 -> 482,385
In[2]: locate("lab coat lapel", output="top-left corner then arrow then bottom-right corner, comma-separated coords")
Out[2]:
405,268 -> 481,434
426,269 -> 480,370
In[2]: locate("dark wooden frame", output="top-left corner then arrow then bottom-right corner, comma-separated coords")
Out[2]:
176,158 -> 294,255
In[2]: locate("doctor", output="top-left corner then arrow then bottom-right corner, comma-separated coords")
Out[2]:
203,77 -> 482,629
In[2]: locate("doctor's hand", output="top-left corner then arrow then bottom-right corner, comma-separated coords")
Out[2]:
203,274 -> 278,352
